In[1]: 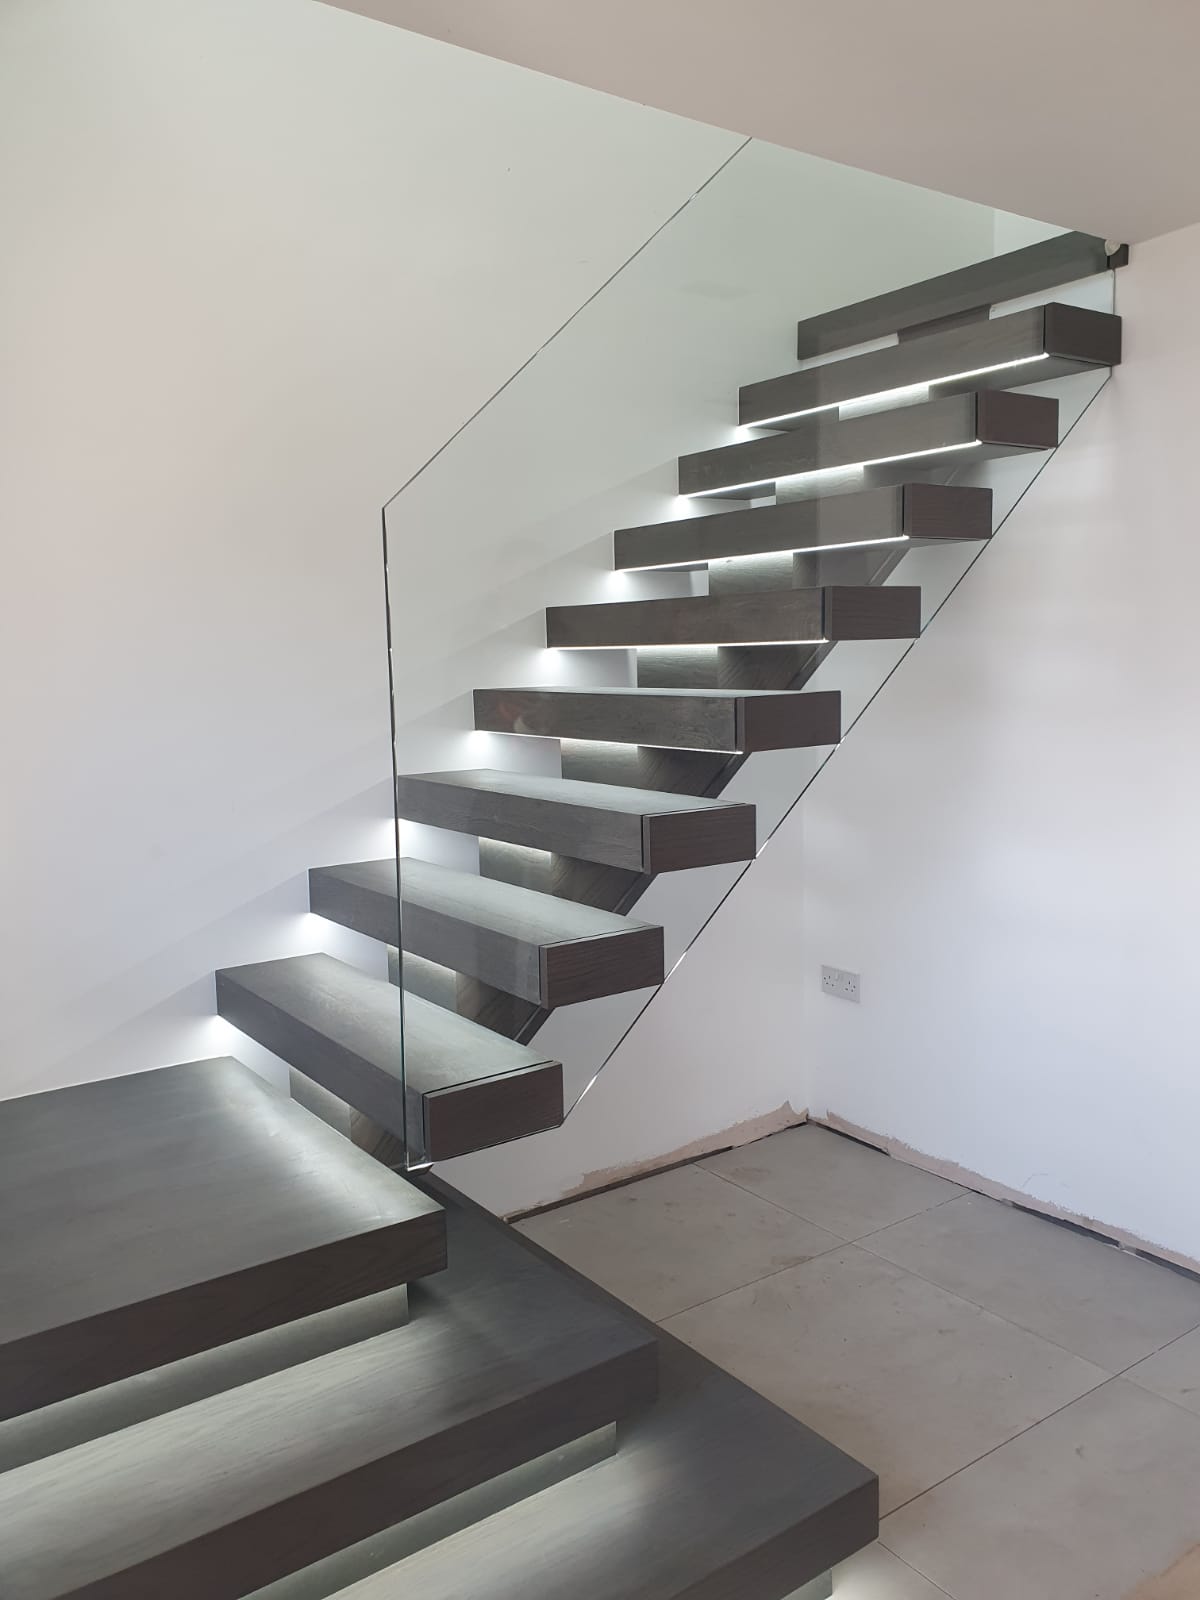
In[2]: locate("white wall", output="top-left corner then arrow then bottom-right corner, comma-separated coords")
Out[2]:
0,0 -> 739,1097
1,0 -> 1000,1135
797,223 -> 1200,1265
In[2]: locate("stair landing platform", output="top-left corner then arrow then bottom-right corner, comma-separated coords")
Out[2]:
0,1057 -> 447,1420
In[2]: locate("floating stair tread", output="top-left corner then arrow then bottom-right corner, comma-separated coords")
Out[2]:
678,389 -> 1058,499
395,767 -> 757,873
742,302 -> 1121,426
614,481 -> 993,572
546,583 -> 920,650
310,857 -> 665,1007
474,685 -> 842,753
400,766 -> 750,818
0,1199 -> 659,1600
215,953 -> 562,1161
0,1058 -> 445,1423
293,1181 -> 878,1600
795,228 -> 1123,355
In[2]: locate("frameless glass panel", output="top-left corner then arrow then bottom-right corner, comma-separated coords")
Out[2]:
381,135 -> 1120,1164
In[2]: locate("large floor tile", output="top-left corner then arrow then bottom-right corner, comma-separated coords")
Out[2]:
833,1541 -> 951,1598
701,1125 -> 961,1240
862,1192 -> 1200,1371
881,1379 -> 1200,1600
515,1164 -> 839,1321
663,1245 -> 1104,1513
1127,1324 -> 1200,1416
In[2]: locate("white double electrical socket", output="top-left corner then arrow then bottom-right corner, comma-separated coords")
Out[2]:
821,964 -> 861,1003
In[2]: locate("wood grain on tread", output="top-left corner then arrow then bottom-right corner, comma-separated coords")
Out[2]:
0,1200 -> 658,1600
740,303 -> 1119,425
309,857 -> 665,1006
613,482 -> 992,572
321,1178 -> 878,1600
215,954 -> 563,1161
794,230 -> 1121,356
0,1059 -> 444,1422
395,768 -> 756,873
474,686 -> 841,753
678,390 -> 1057,499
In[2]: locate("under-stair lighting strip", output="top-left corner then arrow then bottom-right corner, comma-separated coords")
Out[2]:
550,638 -> 828,651
487,728 -> 743,753
747,352 -> 1051,428
683,439 -> 982,499
618,533 -> 910,573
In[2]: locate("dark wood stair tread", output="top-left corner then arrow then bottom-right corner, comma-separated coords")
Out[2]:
0,1198 -> 658,1600
0,1059 -> 445,1423
795,229 -> 1123,356
742,302 -> 1120,427
614,481 -> 992,572
474,685 -> 841,753
215,953 -> 563,1161
546,583 -> 920,650
678,389 -> 1058,499
310,857 -> 665,1007
395,767 -> 757,872
267,1181 -> 878,1600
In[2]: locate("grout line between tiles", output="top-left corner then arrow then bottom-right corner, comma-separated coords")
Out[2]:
884,1547 -> 956,1600
851,1234 -> 1123,1374
696,1158 -> 963,1242
654,1235 -> 848,1326
1112,1317 -> 1200,1379
853,1231 -> 1200,1377
878,1374 -> 1120,1529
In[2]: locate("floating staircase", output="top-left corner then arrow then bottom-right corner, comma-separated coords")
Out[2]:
210,233 -> 1120,1204
4,231 -> 1125,1598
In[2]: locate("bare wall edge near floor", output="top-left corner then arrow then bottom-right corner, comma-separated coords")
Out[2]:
817,1114 -> 1200,1282
505,1101 -> 808,1221
1127,1546 -> 1200,1600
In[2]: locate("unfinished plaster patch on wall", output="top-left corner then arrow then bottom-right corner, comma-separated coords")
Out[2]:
508,1101 -> 808,1218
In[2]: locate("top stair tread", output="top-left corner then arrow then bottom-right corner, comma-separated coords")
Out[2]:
795,229 -> 1122,355
0,1200 -> 658,1600
0,1059 -> 444,1422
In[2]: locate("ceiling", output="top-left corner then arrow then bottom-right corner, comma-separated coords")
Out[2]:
324,0 -> 1200,243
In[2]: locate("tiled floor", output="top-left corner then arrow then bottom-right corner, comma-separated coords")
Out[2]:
517,1124 -> 1200,1600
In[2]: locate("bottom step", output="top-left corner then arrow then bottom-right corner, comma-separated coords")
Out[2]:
0,1198 -> 659,1600
333,1180 -> 878,1600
